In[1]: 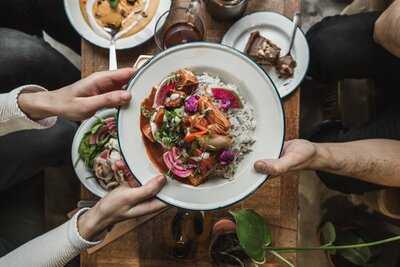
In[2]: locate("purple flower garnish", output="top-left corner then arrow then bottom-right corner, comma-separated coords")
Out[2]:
219,99 -> 232,111
184,95 -> 199,113
219,150 -> 235,166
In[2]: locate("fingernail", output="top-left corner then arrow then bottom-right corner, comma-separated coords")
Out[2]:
254,161 -> 267,173
121,91 -> 131,101
157,175 -> 166,183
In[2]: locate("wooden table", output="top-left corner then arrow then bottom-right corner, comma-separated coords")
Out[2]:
81,0 -> 300,266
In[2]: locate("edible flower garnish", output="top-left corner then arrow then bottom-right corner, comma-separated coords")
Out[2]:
219,150 -> 235,166
184,95 -> 199,113
219,98 -> 232,111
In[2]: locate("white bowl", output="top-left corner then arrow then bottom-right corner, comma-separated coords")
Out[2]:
71,109 -> 117,198
118,43 -> 285,210
64,0 -> 171,49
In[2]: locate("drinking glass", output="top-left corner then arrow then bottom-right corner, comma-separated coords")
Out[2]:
154,1 -> 206,50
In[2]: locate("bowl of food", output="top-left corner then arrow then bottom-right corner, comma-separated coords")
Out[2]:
72,109 -> 136,197
64,0 -> 171,49
118,42 -> 285,210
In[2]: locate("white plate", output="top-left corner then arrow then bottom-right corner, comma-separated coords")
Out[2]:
71,109 -> 117,198
64,0 -> 171,49
222,12 -> 309,98
118,43 -> 285,210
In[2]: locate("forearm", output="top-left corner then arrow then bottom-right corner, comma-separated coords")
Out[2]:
311,139 -> 400,187
0,209 -> 101,267
374,0 -> 400,58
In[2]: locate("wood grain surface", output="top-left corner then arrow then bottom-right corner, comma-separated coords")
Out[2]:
80,0 -> 301,266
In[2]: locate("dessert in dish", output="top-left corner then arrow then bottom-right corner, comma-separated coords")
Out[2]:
275,54 -> 297,79
245,31 -> 297,79
245,31 -> 281,66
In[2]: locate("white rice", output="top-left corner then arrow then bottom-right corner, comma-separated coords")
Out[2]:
196,73 -> 256,178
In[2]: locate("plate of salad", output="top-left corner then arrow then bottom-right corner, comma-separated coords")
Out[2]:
72,109 -> 136,197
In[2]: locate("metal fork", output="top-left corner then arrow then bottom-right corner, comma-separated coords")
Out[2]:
104,26 -> 120,71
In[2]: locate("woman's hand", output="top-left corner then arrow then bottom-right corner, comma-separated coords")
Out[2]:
18,68 -> 134,121
78,175 -> 167,240
254,139 -> 319,177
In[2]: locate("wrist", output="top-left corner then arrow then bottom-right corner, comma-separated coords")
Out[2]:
77,207 -> 109,241
18,90 -> 56,120
307,142 -> 333,171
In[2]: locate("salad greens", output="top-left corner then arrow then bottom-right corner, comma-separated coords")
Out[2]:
108,0 -> 119,9
78,118 -> 110,168
154,107 -> 185,148
141,106 -> 154,119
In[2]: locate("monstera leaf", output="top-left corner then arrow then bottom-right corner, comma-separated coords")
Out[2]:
230,209 -> 271,263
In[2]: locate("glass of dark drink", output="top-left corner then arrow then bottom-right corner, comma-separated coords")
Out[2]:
154,1 -> 206,50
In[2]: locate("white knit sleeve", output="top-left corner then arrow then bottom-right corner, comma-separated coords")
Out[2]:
0,85 -> 57,136
0,208 -> 102,267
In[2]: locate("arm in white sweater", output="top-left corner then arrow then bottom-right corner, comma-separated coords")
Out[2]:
0,85 -> 57,136
0,86 -> 100,266
0,77 -> 165,267
0,209 -> 100,267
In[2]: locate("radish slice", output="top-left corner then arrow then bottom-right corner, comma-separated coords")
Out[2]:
211,88 -> 243,109
163,152 -> 174,170
154,83 -> 175,107
163,149 -> 193,178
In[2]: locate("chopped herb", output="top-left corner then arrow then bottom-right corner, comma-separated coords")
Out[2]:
141,106 -> 154,119
154,107 -> 185,148
164,72 -> 179,85
108,0 -> 119,9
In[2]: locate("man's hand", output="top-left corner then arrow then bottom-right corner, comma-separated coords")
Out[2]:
254,139 -> 318,176
18,68 -> 134,121
78,175 -> 167,240
255,138 -> 400,188
374,0 -> 400,58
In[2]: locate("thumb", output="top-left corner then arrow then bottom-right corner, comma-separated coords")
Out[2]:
254,159 -> 291,176
84,90 -> 131,111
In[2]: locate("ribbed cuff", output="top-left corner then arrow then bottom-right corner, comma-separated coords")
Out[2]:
15,85 -> 58,127
67,208 -> 102,251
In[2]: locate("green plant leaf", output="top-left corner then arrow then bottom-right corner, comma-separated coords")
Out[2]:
336,231 -> 371,266
230,209 -> 271,263
320,221 -> 337,255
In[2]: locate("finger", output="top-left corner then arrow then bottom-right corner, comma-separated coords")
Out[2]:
82,90 -> 132,111
127,198 -> 167,218
254,158 -> 294,176
127,175 -> 166,203
94,68 -> 134,93
126,178 -> 140,188
78,68 -> 135,96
